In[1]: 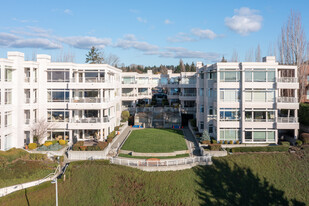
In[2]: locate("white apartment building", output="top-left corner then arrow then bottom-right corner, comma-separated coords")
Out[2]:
0,52 -> 122,150
0,52 -> 300,150
196,56 -> 299,144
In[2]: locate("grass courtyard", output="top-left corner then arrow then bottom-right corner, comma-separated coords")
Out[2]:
0,147 -> 308,205
121,128 -> 188,153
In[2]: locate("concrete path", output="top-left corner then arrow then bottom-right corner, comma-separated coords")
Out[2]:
107,126 -> 131,156
183,127 -> 201,156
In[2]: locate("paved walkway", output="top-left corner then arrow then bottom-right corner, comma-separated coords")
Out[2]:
107,126 -> 132,156
183,127 -> 201,156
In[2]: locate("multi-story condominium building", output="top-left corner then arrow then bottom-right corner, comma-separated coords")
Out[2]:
0,52 -> 122,150
196,56 -> 299,144
0,51 -> 299,150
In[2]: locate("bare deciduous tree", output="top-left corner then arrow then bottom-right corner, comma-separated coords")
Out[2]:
245,48 -> 254,62
31,118 -> 54,144
104,54 -> 120,67
255,44 -> 261,62
231,49 -> 239,62
278,11 -> 307,102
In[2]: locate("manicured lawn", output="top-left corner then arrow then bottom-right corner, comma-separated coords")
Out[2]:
0,149 -> 58,188
121,128 -> 188,153
1,147 -> 308,205
118,153 -> 190,159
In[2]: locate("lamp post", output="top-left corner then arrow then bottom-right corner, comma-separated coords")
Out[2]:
51,178 -> 58,206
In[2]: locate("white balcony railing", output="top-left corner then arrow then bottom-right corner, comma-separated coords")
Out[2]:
71,97 -> 101,103
72,118 -> 101,123
277,77 -> 298,83
25,98 -> 30,104
138,92 -> 151,95
181,93 -> 196,97
70,77 -> 105,83
278,117 -> 298,123
277,97 -> 298,103
25,119 -> 30,124
122,93 -> 136,97
24,77 -> 30,82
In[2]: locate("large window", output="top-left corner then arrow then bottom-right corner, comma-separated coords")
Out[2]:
47,69 -> 70,82
245,69 -> 275,82
48,89 -> 69,102
160,77 -> 168,85
5,111 -> 12,127
220,108 -> 240,121
220,128 -> 241,141
220,89 -> 240,102
245,110 -> 275,122
5,89 -> 12,105
245,89 -> 275,102
5,66 -> 13,82
245,130 -> 275,142
47,109 -> 69,122
181,77 -> 196,84
122,77 -> 135,84
220,71 -> 240,82
47,130 -> 69,141
84,70 -> 105,82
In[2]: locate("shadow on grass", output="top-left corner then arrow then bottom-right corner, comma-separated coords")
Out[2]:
193,159 -> 305,206
24,189 -> 30,206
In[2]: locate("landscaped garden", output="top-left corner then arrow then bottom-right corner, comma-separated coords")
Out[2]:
121,128 -> 188,153
0,148 -> 58,188
1,146 -> 308,205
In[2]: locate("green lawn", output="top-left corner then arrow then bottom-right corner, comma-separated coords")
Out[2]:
1,147 -> 308,205
121,128 -> 188,153
0,149 -> 58,188
118,153 -> 190,159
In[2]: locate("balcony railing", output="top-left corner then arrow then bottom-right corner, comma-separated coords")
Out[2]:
25,119 -> 30,124
72,118 -> 102,123
70,77 -> 105,83
181,93 -> 196,97
277,97 -> 298,103
277,77 -> 298,83
245,119 -> 275,122
25,98 -> 30,104
138,92 -> 151,95
278,117 -> 298,123
71,97 -> 101,103
122,93 -> 136,97
122,80 -> 136,84
24,77 -> 30,82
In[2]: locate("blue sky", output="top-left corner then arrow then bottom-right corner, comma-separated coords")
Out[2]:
0,0 -> 308,66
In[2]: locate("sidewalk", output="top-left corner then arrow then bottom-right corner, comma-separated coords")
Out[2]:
107,126 -> 132,156
183,127 -> 201,156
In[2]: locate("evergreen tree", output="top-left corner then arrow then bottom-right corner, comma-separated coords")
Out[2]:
85,46 -> 104,64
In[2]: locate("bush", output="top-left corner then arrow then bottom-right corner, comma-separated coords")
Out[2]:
73,141 -> 84,151
219,140 -> 223,144
212,140 -> 217,144
44,142 -> 53,147
201,140 -> 211,145
86,145 -> 100,151
280,141 -> 290,146
59,140 -> 66,145
231,146 -> 289,153
121,110 -> 130,121
29,153 -> 46,160
107,131 -> 116,139
299,103 -> 309,125
79,146 -> 87,151
296,140 -> 303,146
300,133 -> 309,144
28,143 -> 37,150
229,140 -> 233,144
98,142 -> 108,150
236,140 -> 240,144
114,126 -> 120,131
209,144 -> 221,151
224,140 -> 228,144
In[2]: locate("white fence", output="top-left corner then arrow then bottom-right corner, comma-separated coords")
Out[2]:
110,156 -> 211,167
0,165 -> 61,198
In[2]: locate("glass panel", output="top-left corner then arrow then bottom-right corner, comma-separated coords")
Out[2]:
245,131 -> 252,140
225,72 -> 237,82
254,71 -> 266,82
225,129 -> 236,140
268,131 -> 275,140
254,131 -> 266,141
267,91 -> 275,102
245,71 -> 252,82
245,92 -> 252,102
253,91 -> 266,102
245,111 -> 252,121
267,71 -> 275,82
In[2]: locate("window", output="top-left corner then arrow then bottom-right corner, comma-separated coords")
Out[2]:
200,105 -> 204,113
254,71 -> 266,82
200,121 -> 204,130
245,130 -> 275,142
220,128 -> 240,141
245,89 -> 275,102
220,71 -> 240,82
47,130 -> 69,141
199,88 -> 204,96
245,69 -> 275,82
47,109 -> 69,122
5,111 -> 12,127
200,73 -> 204,79
160,77 -> 168,85
47,89 -> 69,102
208,106 -> 213,115
122,77 -> 135,84
5,67 -> 12,82
5,89 -> 12,104
220,89 -> 240,102
208,124 -> 213,134
245,110 -> 275,122
47,69 -> 70,82
220,108 -> 240,121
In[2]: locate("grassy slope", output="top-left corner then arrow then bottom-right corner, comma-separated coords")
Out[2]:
1,148 -> 308,205
121,128 -> 187,153
0,149 -> 57,188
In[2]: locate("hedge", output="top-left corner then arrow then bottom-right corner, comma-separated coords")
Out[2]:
280,141 -> 290,146
231,146 -> 289,153
209,144 -> 221,151
300,133 -> 309,144
28,143 -> 37,150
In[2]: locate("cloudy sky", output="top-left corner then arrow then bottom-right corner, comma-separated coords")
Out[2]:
0,0 -> 308,66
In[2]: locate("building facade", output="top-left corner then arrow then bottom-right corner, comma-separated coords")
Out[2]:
0,52 -> 299,150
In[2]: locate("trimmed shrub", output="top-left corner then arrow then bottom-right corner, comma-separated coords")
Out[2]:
44,142 -> 53,147
86,145 -> 100,151
229,140 -> 233,144
51,140 -> 58,144
107,131 -> 116,139
209,144 -> 221,151
280,141 -> 290,146
28,143 -> 37,150
212,140 -> 217,144
299,103 -> 309,125
98,142 -> 108,150
300,133 -> 309,144
219,140 -> 223,144
59,140 -> 66,145
29,153 -> 46,160
73,141 -> 84,151
231,146 -> 289,153
224,140 -> 228,144
114,126 -> 120,131
201,140 -> 211,145
236,140 -> 240,144
121,110 -> 130,121
296,140 -> 303,146
79,146 -> 87,151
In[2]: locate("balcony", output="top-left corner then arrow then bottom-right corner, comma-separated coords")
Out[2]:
25,98 -> 30,104
71,77 -> 105,83
277,77 -> 298,83
138,92 -> 151,96
277,97 -> 298,103
277,117 -> 298,123
181,93 -> 196,97
122,80 -> 136,84
24,77 -> 30,82
25,119 -> 30,124
71,117 -> 110,123
71,97 -> 101,103
122,93 -> 136,97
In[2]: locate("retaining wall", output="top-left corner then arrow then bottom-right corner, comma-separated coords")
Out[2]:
119,149 -> 189,157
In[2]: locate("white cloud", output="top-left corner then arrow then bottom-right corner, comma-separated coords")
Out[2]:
0,32 -> 20,46
12,18 -> 38,23
164,19 -> 173,24
191,28 -> 217,40
225,7 -> 263,35
115,34 -> 158,52
10,38 -> 62,49
167,32 -> 196,42
137,17 -> 147,23
64,9 -> 73,15
11,26 -> 52,38
59,36 -> 112,49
